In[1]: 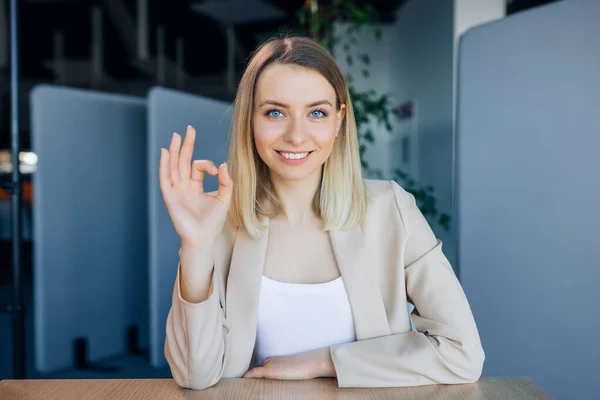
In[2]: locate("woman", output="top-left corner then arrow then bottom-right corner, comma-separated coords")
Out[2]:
159,36 -> 484,390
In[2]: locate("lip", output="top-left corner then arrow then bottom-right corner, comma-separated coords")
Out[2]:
275,150 -> 313,154
275,150 -> 313,166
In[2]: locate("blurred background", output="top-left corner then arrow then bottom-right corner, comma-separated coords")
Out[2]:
1,1 -> 598,399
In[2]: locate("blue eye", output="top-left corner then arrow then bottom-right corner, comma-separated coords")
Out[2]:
310,109 -> 327,118
267,109 -> 283,118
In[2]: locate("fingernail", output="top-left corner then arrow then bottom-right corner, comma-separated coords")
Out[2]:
172,132 -> 177,137
211,167 -> 218,173
188,125 -> 193,129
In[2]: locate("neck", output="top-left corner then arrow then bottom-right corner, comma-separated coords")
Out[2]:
270,167 -> 322,226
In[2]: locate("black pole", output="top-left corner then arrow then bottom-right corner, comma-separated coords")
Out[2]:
8,0 -> 26,380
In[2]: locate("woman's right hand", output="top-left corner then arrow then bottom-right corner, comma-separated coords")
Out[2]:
159,125 -> 233,249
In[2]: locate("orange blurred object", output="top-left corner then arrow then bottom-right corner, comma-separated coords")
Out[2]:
0,181 -> 33,206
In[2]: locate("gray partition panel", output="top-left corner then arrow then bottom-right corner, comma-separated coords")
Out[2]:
147,87 -> 232,367
31,85 -> 148,373
456,1 -> 600,399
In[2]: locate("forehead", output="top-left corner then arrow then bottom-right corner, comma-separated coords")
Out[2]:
254,63 -> 336,103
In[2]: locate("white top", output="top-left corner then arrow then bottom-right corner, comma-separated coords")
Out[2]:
254,275 -> 357,367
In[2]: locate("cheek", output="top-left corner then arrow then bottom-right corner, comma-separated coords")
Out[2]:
311,122 -> 338,150
253,119 -> 285,153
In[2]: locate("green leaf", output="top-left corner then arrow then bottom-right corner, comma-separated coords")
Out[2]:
346,55 -> 353,66
362,69 -> 370,78
359,54 -> 371,65
297,9 -> 306,25
312,19 -> 322,33
375,27 -> 383,39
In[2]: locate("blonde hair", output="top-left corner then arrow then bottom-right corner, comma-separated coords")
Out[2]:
228,36 -> 366,239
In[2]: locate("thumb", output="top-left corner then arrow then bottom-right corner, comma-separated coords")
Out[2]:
216,162 -> 233,206
243,367 -> 265,379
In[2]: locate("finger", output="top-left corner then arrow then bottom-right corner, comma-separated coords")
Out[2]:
159,148 -> 171,190
216,162 -> 233,206
243,368 -> 265,379
190,160 -> 218,193
159,148 -> 170,186
178,126 -> 196,182
168,133 -> 182,186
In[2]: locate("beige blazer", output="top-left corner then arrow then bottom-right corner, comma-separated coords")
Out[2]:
164,180 -> 485,390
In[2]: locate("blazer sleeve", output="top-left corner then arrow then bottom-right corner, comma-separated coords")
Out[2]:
164,264 -> 229,390
329,180 -> 485,388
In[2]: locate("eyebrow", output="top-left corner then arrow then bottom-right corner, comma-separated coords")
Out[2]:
258,100 -> 333,108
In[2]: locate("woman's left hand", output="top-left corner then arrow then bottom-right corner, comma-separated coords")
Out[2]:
243,348 -> 336,380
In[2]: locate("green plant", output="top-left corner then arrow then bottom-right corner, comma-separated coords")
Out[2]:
281,0 -> 450,231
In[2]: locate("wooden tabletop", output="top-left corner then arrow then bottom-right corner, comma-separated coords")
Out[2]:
0,377 -> 552,399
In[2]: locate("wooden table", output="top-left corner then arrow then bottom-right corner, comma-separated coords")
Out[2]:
0,377 -> 552,399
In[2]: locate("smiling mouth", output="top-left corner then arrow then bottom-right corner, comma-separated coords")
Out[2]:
275,151 -> 314,160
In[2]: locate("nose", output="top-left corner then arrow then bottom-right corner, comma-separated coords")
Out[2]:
283,117 -> 308,146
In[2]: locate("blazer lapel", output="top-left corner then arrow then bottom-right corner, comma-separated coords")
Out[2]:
329,226 -> 391,340
224,218 -> 270,376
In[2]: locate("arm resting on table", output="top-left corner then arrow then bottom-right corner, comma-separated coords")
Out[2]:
330,182 -> 485,387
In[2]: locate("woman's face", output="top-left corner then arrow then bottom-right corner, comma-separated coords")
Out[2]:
252,63 -> 346,182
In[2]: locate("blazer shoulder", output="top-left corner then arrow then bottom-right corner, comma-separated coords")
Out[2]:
363,179 -> 399,217
364,179 -> 412,207
364,179 -> 393,201
364,179 -> 415,234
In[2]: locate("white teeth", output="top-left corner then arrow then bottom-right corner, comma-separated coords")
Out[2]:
280,152 -> 309,160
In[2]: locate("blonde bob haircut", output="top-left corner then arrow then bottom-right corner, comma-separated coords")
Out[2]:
228,36 -> 367,239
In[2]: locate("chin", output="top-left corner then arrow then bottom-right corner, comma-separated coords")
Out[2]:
274,169 -> 314,181
271,164 -> 322,182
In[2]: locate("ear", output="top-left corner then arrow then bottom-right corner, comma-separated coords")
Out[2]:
336,103 -> 347,136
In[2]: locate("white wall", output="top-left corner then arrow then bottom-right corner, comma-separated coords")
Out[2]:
454,0 -> 506,38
